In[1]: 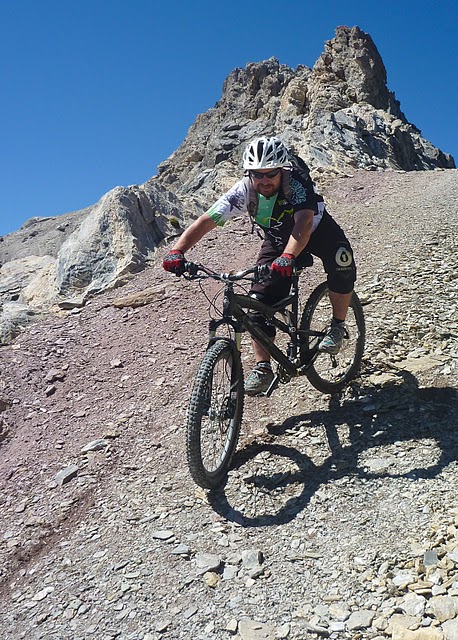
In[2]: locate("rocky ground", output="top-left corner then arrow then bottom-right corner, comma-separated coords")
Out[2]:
0,169 -> 457,640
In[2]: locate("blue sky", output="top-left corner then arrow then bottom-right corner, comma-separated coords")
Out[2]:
1,0 -> 457,237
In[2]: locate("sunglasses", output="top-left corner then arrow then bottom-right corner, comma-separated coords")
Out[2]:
249,168 -> 281,180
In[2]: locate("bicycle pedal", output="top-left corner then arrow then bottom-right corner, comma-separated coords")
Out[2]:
262,374 -> 279,397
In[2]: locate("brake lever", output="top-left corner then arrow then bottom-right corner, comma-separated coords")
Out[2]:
256,264 -> 271,283
184,262 -> 199,277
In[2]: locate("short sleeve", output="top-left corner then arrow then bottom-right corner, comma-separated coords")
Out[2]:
205,180 -> 249,226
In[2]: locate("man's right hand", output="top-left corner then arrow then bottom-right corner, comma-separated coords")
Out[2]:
162,249 -> 185,275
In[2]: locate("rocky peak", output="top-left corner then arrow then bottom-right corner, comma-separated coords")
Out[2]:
219,58 -> 296,113
312,26 -> 403,117
156,26 -> 454,214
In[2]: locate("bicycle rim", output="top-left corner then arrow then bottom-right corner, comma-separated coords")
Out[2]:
301,282 -> 365,394
186,340 -> 244,489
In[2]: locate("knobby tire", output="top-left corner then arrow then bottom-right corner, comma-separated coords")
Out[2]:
186,340 -> 244,489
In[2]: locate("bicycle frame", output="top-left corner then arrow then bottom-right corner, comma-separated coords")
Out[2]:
184,260 -> 365,488
207,269 -> 324,378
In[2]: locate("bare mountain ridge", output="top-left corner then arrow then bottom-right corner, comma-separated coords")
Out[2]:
0,25 -> 455,345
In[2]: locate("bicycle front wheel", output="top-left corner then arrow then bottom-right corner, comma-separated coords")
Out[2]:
300,282 -> 365,394
186,339 -> 244,489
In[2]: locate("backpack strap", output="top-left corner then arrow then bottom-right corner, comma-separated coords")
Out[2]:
281,166 -> 293,203
243,175 -> 258,217
286,154 -> 326,204
243,175 -> 263,237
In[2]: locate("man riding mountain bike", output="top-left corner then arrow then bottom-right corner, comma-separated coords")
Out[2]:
163,136 -> 357,396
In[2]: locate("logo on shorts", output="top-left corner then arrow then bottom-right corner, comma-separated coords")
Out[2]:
335,247 -> 353,267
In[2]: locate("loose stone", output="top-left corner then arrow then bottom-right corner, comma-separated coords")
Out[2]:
151,530 -> 174,541
54,464 -> 79,485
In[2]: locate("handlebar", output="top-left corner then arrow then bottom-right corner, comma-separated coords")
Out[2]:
183,262 -> 270,283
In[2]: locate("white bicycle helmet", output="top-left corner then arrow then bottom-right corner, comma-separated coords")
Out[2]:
242,136 -> 289,170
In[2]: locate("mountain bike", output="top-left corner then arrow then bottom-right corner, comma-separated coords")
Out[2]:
183,257 -> 365,489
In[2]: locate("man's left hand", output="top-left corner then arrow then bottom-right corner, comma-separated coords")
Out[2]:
271,253 -> 295,278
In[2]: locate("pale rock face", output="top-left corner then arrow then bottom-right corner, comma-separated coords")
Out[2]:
55,185 -> 186,296
0,255 -> 57,306
0,182 -> 186,342
0,25 -> 455,343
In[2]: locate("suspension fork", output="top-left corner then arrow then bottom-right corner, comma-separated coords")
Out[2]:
208,318 -> 243,351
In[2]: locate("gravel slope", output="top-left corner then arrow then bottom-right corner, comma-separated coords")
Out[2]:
0,169 -> 457,640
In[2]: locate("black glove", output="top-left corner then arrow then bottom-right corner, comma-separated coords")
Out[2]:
162,249 -> 185,275
271,253 -> 295,278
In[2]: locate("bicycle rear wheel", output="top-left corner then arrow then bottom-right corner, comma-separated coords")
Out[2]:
186,339 -> 244,489
300,282 -> 365,394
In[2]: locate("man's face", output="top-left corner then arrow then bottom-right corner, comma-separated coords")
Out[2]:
249,168 -> 282,197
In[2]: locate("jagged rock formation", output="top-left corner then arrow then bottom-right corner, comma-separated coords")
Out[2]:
0,25 -> 455,344
156,26 -> 454,214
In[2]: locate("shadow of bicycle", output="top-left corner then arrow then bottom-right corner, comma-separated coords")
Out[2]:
208,371 -> 458,527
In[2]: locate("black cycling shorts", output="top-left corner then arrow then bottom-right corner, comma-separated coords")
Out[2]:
250,209 -> 357,308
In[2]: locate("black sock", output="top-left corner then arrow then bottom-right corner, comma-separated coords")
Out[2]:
257,361 -> 272,370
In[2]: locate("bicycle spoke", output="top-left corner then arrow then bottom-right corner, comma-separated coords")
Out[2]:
201,356 -> 234,470
301,283 -> 365,394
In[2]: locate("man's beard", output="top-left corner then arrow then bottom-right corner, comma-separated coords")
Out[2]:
255,183 -> 279,198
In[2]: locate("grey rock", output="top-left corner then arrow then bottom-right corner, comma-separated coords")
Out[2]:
238,618 -> 275,640
183,605 -> 198,619
155,619 -> 171,633
54,185 -> 184,297
425,550 -> 439,567
276,623 -> 290,639
329,603 -> 351,621
151,530 -> 174,541
194,553 -> 222,573
427,596 -> 458,622
80,439 -> 109,453
45,368 -> 66,383
0,301 -> 36,345
399,592 -> 427,617
0,184 -> 188,343
223,565 -> 239,580
54,464 -> 79,485
170,544 -> 190,555
448,547 -> 458,565
346,609 -> 375,630
443,618 -> 458,640
57,296 -> 86,310
226,618 -> 238,633
241,549 -> 264,569
305,622 -> 330,637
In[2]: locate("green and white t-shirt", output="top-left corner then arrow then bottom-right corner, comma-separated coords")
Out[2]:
206,172 -> 323,249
